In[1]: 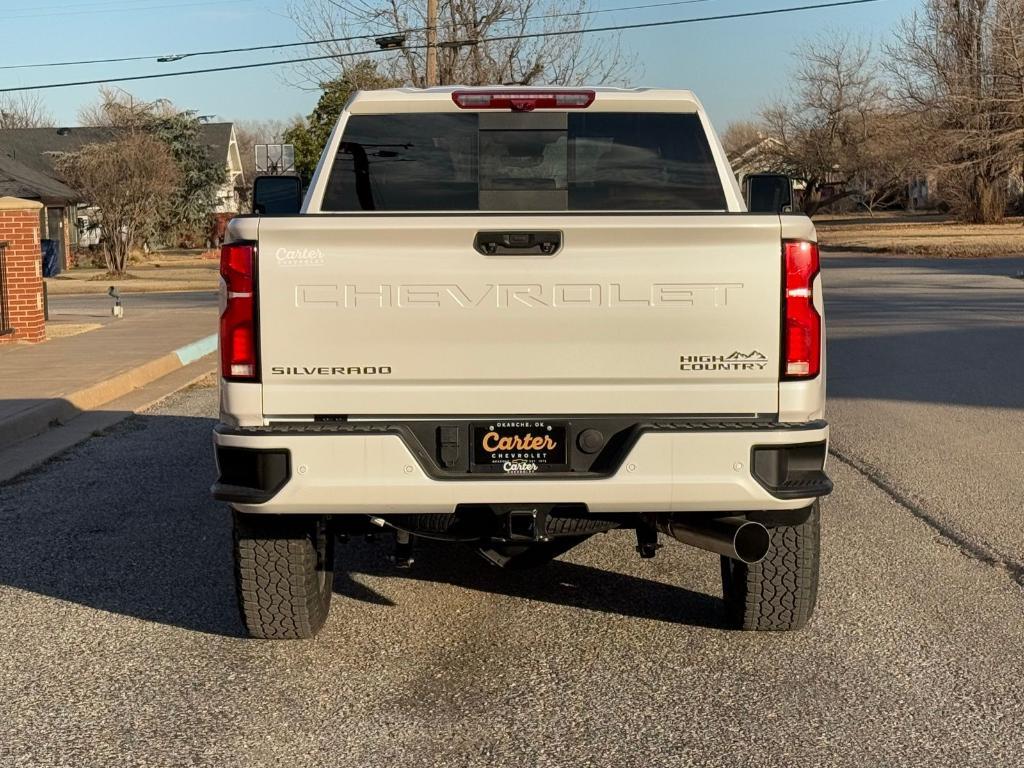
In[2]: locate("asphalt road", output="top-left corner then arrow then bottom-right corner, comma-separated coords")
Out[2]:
825,252 -> 1024,576
2,255 -> 1023,767
48,290 -> 218,318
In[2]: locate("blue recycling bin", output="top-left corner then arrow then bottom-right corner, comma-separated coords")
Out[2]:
41,239 -> 60,277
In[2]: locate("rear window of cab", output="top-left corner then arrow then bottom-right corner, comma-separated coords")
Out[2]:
321,112 -> 726,212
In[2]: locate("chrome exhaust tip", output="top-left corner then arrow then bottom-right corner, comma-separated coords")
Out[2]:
654,516 -> 771,564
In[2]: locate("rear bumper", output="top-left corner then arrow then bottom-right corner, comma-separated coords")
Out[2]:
212,420 -> 831,515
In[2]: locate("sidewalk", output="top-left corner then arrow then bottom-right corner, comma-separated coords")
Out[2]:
0,301 -> 218,454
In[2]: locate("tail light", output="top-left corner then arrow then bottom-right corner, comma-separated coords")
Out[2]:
782,240 -> 821,379
220,242 -> 258,381
451,90 -> 595,111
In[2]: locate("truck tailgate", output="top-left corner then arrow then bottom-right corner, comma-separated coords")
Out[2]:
256,214 -> 782,416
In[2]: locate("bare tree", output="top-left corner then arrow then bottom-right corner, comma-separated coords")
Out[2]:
720,120 -> 762,156
56,135 -> 180,276
74,88 -> 227,246
886,0 -> 1024,222
77,86 -> 177,128
851,112 -> 923,214
285,0 -> 634,88
757,32 -> 889,216
0,92 -> 54,129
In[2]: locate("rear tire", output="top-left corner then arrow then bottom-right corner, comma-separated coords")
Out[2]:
233,511 -> 334,639
720,501 -> 820,631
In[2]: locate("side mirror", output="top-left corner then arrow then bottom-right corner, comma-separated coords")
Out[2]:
252,175 -> 303,215
742,173 -> 794,214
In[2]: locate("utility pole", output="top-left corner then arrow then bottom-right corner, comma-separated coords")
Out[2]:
425,0 -> 438,87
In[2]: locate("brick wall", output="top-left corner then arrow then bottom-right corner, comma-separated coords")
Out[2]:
0,197 -> 46,345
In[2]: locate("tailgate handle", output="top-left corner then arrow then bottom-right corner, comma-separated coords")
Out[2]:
474,231 -> 561,256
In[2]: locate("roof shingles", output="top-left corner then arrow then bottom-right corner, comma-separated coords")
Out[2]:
0,123 -> 234,202
0,155 -> 78,204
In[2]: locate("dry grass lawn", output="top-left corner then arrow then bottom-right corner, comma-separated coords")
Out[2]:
815,212 -> 1024,258
47,249 -> 219,294
46,323 -> 103,340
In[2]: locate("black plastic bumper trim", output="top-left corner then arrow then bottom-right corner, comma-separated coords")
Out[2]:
750,441 -> 833,500
212,445 -> 291,504
214,418 -> 828,483
218,418 -> 827,435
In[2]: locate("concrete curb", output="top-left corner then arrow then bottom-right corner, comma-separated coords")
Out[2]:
0,334 -> 217,453
0,358 -> 216,485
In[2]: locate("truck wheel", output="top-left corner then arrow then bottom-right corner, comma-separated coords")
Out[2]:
720,501 -> 820,631
233,511 -> 334,639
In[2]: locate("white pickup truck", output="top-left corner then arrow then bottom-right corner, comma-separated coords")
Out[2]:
213,87 -> 831,639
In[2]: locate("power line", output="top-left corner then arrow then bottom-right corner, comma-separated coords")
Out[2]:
0,53 -> 154,72
9,0 -> 232,8
1,0 -> 719,71
2,0 -> 257,21
0,27 -> 408,72
0,0 -> 887,94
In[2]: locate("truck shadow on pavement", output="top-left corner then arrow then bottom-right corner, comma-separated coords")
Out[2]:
331,536 -> 728,630
827,325 -> 1024,408
824,253 -> 1024,408
0,409 -> 727,638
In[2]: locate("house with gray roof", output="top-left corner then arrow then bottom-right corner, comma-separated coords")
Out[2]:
0,122 -> 245,266
0,122 -> 244,212
0,154 -> 78,205
0,154 -> 81,270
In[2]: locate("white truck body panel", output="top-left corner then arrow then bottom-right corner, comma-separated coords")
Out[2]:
255,213 -> 784,417
216,86 -> 827,517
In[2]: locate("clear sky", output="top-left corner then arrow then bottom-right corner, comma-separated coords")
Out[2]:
1,0 -> 919,132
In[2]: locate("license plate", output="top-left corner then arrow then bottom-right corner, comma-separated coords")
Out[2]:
471,420 -> 569,474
